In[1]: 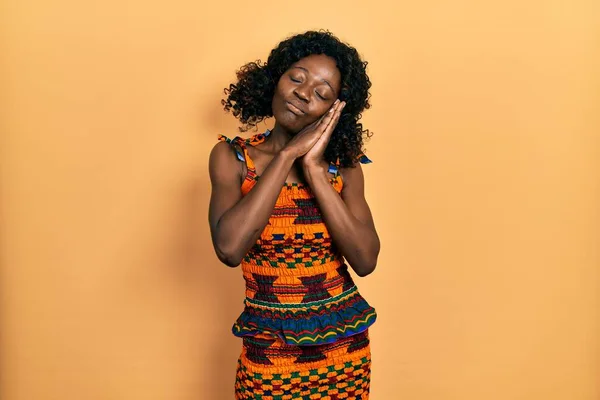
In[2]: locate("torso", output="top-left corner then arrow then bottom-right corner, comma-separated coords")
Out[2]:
217,130 -> 376,347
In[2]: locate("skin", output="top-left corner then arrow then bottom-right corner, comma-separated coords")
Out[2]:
209,54 -> 380,277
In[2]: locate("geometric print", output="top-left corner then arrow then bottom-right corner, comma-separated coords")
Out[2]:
292,198 -> 323,225
235,356 -> 371,400
298,273 -> 332,303
217,131 -> 376,399
236,332 -> 371,399
235,357 -> 371,400
233,284 -> 377,346
252,274 -> 280,303
243,233 -> 337,269
269,198 -> 324,225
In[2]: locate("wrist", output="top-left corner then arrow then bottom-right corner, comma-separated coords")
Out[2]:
279,146 -> 300,163
303,162 -> 328,181
302,156 -> 327,172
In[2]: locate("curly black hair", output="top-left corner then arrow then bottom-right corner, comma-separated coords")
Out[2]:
222,30 -> 373,168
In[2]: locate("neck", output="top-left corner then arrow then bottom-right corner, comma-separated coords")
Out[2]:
267,122 -> 295,153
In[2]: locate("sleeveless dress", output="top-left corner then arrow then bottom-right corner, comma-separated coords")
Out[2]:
217,129 -> 377,400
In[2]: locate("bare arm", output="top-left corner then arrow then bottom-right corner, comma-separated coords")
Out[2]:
304,163 -> 380,276
208,141 -> 296,267
300,100 -> 379,276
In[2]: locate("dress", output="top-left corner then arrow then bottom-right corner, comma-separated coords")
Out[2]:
217,129 -> 377,400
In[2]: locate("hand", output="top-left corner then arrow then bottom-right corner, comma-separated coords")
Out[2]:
302,100 -> 346,169
283,99 -> 343,160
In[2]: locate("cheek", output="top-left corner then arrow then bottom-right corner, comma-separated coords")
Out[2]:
275,79 -> 291,97
308,105 -> 332,121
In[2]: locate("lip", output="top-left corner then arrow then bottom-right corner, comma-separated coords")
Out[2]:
285,101 -> 305,116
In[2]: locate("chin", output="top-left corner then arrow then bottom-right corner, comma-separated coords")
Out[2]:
283,122 -> 302,135
272,106 -> 303,134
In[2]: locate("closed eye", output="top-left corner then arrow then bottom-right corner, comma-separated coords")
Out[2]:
290,75 -> 327,100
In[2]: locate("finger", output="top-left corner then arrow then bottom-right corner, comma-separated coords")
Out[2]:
320,99 -> 340,122
320,101 -> 345,140
316,100 -> 341,132
301,116 -> 325,135
309,108 -> 332,132
302,99 -> 340,137
326,101 -> 345,129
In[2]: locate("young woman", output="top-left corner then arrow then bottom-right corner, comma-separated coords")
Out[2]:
209,30 -> 379,400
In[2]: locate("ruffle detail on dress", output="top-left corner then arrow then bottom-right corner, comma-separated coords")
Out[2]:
231,288 -> 377,346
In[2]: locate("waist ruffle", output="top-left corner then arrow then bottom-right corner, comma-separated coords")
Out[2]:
231,286 -> 377,346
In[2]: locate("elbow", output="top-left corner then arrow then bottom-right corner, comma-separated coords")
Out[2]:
218,254 -> 242,268
352,244 -> 379,277
351,255 -> 378,277
217,252 -> 242,268
214,244 -> 242,268
355,262 -> 376,277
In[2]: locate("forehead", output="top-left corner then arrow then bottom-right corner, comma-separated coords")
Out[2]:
290,54 -> 341,87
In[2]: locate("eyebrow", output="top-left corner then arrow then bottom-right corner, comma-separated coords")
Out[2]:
292,66 -> 336,94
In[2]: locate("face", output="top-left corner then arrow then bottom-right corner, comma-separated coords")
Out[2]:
272,54 -> 342,133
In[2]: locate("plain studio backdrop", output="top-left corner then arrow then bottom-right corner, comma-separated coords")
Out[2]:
1,1 -> 598,399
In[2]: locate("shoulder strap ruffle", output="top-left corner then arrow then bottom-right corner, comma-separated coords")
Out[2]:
217,134 -> 246,162
327,152 -> 373,176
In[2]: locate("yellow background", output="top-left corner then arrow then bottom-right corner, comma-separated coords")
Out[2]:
1,1 -> 598,399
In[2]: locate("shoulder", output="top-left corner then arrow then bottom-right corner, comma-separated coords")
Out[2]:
209,139 -> 243,184
339,162 -> 365,192
339,152 -> 372,188
209,140 -> 237,165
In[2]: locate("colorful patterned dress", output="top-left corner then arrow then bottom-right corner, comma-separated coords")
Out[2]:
217,129 -> 377,400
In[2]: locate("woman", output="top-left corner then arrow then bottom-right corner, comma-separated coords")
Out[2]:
209,30 -> 380,400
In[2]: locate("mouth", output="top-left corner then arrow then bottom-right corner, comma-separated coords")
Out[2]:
285,101 -> 305,116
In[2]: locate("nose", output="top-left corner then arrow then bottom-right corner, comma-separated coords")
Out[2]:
293,85 -> 310,103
